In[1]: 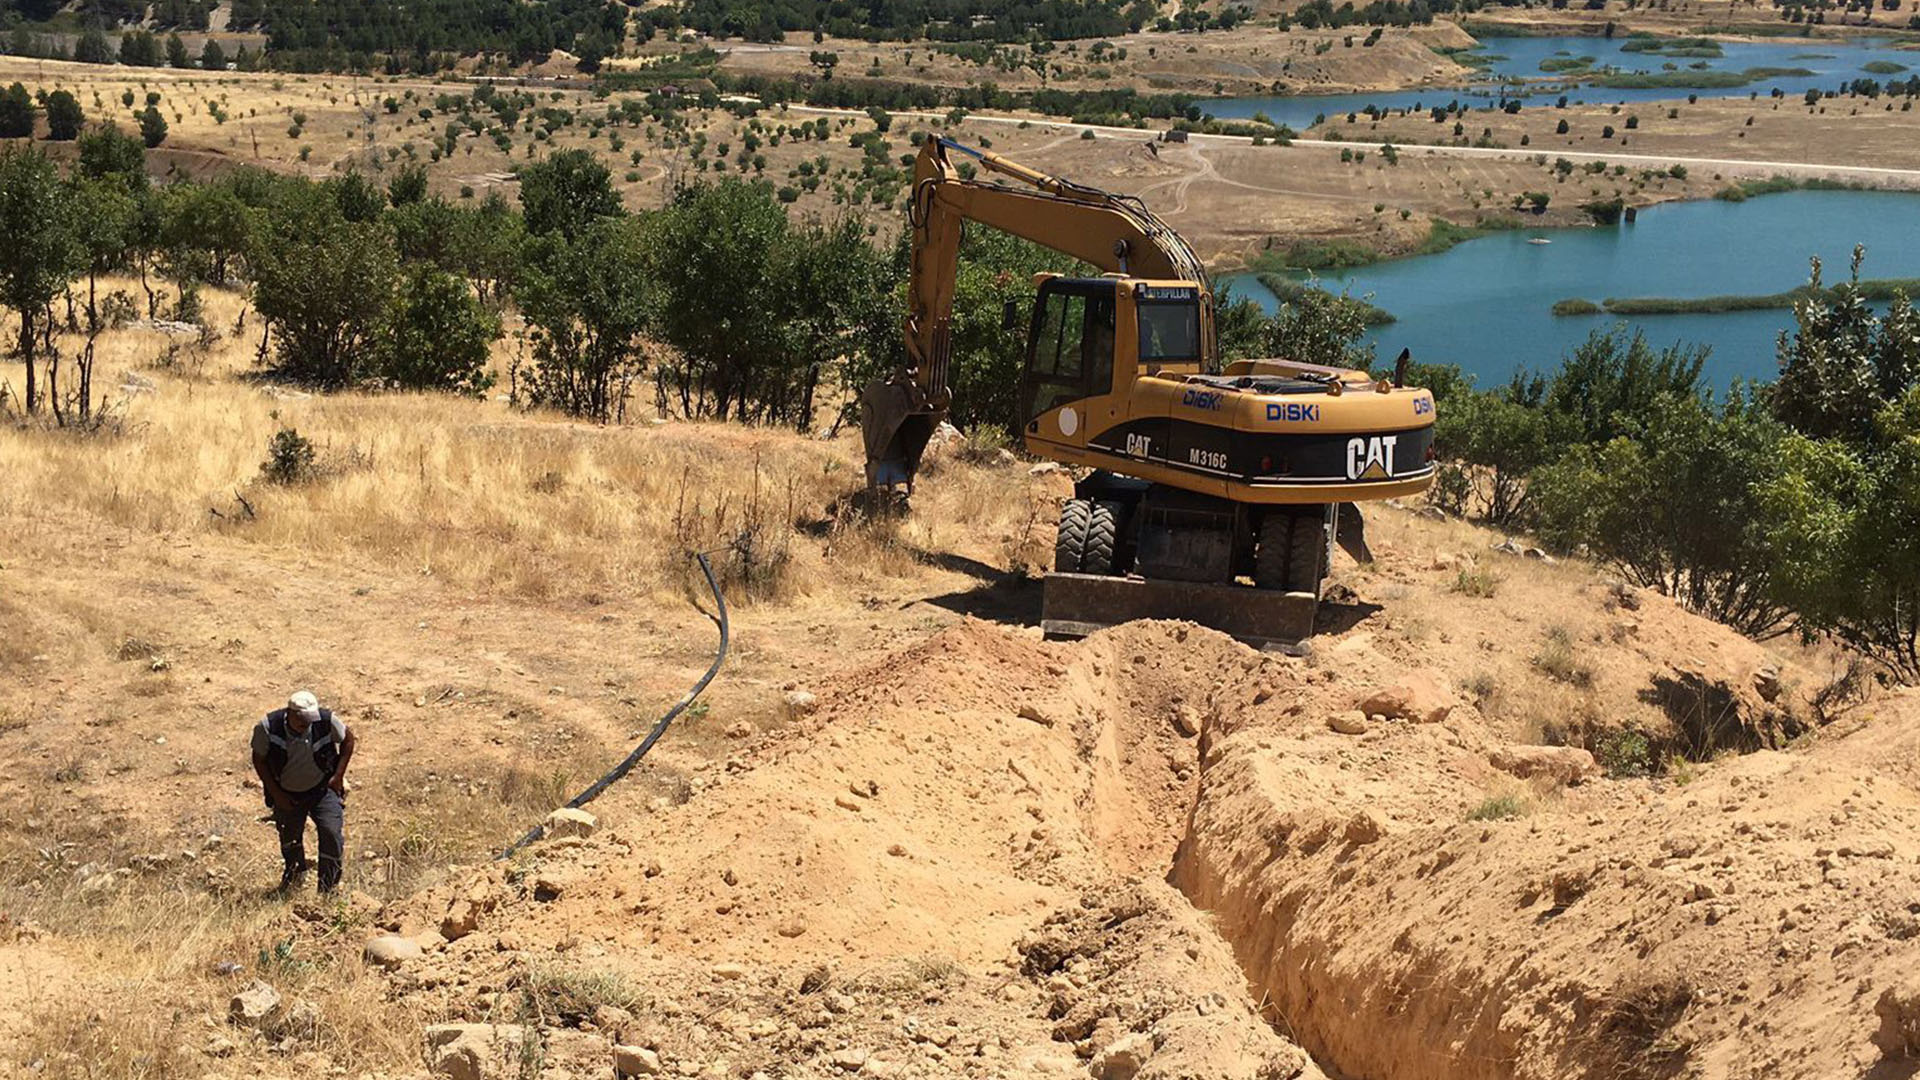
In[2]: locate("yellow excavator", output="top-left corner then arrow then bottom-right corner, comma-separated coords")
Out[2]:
860,136 -> 1436,647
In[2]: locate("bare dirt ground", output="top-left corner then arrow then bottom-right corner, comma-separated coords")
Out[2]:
7,295 -> 1920,1079
12,27 -> 1920,273
693,23 -> 1479,98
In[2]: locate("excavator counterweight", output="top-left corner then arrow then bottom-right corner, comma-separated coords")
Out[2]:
861,136 -> 1436,649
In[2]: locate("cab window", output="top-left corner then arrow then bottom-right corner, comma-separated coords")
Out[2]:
1025,285 -> 1117,421
1138,300 -> 1200,363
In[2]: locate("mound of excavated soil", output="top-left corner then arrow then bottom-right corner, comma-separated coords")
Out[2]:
373,620 -> 1315,1079
362,598 -> 1920,1080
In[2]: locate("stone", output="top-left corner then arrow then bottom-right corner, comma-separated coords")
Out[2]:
725,720 -> 753,739
1091,1032 -> 1154,1080
1171,704 -> 1201,738
1488,745 -> 1601,786
1327,711 -> 1368,735
363,934 -> 424,970
545,807 -> 597,839
834,794 -> 863,812
424,1023 -> 525,1080
1355,671 -> 1456,725
442,899 -> 481,941
594,1004 -> 635,1033
830,1048 -> 869,1071
228,980 -> 283,1030
1016,703 -> 1055,727
615,1044 -> 664,1076
712,962 -> 748,980
1754,666 -> 1784,703
1876,984 -> 1920,1059
784,690 -> 819,718
281,998 -> 322,1040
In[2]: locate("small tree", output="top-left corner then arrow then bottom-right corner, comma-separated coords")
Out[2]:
0,82 -> 33,139
73,27 -> 113,64
137,104 -> 168,148
1268,283 -> 1375,371
44,90 -> 83,140
377,265 -> 500,395
165,31 -> 190,68
386,163 -> 429,206
250,185 -> 397,386
516,215 -> 650,420
200,38 -> 227,70
78,122 -> 148,191
0,149 -> 82,414
518,147 -> 620,240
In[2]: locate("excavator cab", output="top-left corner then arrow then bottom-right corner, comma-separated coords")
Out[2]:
1020,277 -> 1119,427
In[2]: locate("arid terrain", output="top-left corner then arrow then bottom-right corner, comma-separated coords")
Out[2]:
5,282 -> 1920,1080
11,15 -> 1920,271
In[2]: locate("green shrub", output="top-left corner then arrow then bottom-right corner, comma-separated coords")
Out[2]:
1533,626 -> 1593,686
1467,793 -> 1526,821
1594,728 -> 1658,778
261,427 -> 319,485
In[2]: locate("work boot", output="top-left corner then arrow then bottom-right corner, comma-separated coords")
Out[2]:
276,861 -> 308,895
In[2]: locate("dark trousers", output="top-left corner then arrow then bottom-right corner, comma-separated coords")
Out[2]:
273,786 -> 344,891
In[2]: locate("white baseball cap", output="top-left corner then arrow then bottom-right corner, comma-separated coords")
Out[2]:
287,690 -> 321,722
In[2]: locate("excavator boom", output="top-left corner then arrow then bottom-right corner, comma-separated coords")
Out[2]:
860,137 -> 1212,494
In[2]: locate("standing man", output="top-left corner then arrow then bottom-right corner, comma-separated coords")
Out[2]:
251,690 -> 356,894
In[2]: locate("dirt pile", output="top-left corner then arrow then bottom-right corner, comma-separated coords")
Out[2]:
362,620 -> 1313,1078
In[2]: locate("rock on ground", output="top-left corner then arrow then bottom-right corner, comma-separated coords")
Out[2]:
364,934 -> 424,970
1487,745 -> 1600,786
227,980 -> 282,1030
1354,671 -> 1456,725
545,806 -> 597,839
1877,984 -> 1920,1059
424,1023 -> 525,1080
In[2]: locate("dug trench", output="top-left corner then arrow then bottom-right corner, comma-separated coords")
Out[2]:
362,604 -> 1920,1079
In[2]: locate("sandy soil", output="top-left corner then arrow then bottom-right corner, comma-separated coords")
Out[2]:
7,349 -> 1919,1078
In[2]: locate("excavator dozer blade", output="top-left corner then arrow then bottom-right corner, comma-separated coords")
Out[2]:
1041,573 -> 1318,653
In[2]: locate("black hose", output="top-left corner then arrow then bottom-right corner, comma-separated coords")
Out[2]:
497,551 -> 730,860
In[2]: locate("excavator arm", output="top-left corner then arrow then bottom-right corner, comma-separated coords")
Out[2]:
859,136 -> 1212,496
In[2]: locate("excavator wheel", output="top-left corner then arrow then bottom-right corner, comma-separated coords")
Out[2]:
1253,512 -> 1292,591
1286,507 -> 1334,597
1055,499 -> 1092,573
1081,501 -> 1120,576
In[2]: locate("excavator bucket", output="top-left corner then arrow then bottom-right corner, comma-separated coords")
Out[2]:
1041,574 -> 1319,652
858,378 -> 942,498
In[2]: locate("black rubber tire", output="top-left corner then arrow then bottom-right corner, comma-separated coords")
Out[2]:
1287,508 -> 1332,595
1082,501 -> 1120,576
1055,499 -> 1092,573
1253,512 -> 1291,590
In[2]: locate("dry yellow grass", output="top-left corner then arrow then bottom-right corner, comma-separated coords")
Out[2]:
0,279 -> 1041,610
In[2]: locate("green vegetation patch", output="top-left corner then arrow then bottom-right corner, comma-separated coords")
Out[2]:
1863,60 -> 1910,74
1417,215 -> 1524,256
1538,55 -> 1597,73
1551,298 -> 1602,316
1253,238 -> 1382,271
1586,278 -> 1920,316
1591,66 -> 1812,89
1619,36 -> 1725,57
1252,275 -> 1396,324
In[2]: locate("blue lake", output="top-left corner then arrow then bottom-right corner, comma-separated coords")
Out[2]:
1206,34 -> 1920,131
1216,189 -> 1920,387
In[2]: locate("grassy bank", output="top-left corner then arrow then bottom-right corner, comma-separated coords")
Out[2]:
1714,175 -> 1869,201
1252,216 -> 1526,273
1251,274 -> 1397,324
1552,277 -> 1920,316
1591,66 -> 1814,89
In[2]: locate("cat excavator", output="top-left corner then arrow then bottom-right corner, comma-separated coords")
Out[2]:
860,136 -> 1436,648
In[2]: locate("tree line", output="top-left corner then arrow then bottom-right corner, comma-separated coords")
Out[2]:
1369,251 -> 1920,682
